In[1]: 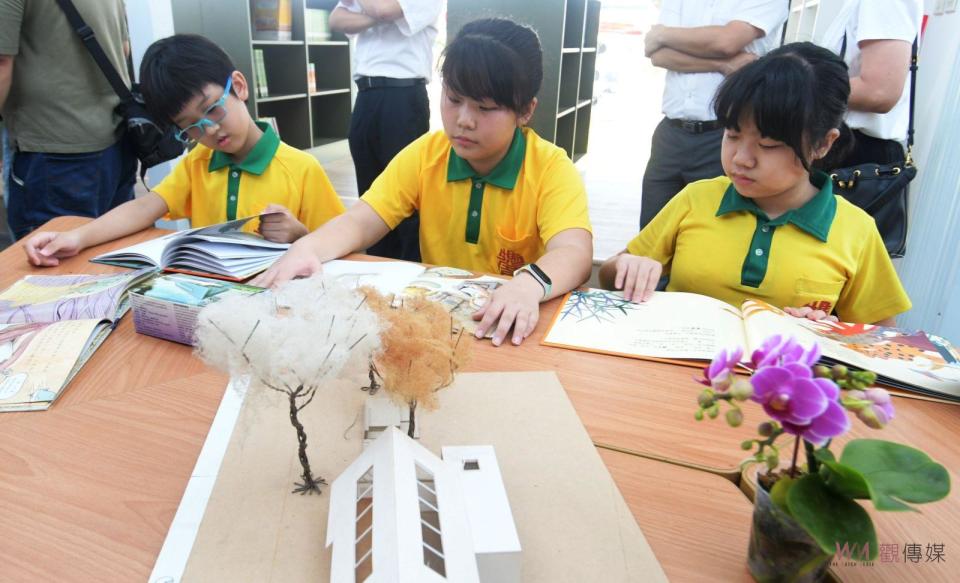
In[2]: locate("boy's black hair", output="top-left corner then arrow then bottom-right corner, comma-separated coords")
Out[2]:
713,42 -> 852,171
139,34 -> 236,127
441,18 -> 543,115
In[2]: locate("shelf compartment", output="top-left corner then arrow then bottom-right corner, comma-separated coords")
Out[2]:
556,107 -> 576,159
308,43 -> 352,93
310,91 -> 352,147
563,0 -> 587,49
253,43 -> 309,97
584,0 -> 601,49
558,51 -> 581,114
573,102 -> 592,160
258,97 -> 312,150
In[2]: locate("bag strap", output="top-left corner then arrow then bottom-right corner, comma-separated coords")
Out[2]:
55,0 -> 133,103
905,36 -> 918,166
841,32 -> 918,166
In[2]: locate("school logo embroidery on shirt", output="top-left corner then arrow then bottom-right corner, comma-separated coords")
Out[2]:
497,249 -> 525,275
805,300 -> 834,314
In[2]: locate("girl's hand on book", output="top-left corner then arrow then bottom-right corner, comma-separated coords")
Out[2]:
472,274 -> 543,347
22,231 -> 83,267
258,205 -> 308,243
251,240 -> 323,288
613,254 -> 662,303
784,306 -> 840,323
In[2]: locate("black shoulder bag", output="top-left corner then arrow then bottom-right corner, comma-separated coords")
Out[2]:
55,0 -> 183,180
830,35 -> 918,258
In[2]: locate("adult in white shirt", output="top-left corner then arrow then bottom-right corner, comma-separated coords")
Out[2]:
640,0 -> 787,229
330,0 -> 442,262
823,0 -> 922,165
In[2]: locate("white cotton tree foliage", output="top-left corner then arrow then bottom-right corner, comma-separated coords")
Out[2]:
195,276 -> 382,391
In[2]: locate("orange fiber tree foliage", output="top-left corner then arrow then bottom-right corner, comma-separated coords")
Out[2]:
363,289 -> 471,437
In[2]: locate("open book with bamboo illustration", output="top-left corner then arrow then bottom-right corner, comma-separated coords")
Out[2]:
0,269 -> 154,411
542,289 -> 960,402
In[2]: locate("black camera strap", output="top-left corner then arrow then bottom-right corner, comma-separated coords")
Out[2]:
55,0 -> 134,104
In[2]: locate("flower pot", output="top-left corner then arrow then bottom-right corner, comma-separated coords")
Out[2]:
747,478 -> 833,583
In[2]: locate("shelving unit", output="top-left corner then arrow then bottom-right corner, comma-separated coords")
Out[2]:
447,0 -> 601,161
170,0 -> 353,152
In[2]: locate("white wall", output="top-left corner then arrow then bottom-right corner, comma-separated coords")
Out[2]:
896,3 -> 960,343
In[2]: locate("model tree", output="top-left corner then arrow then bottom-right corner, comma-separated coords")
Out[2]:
195,277 -> 382,495
362,289 -> 471,437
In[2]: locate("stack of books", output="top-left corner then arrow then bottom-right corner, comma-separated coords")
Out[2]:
251,0 -> 293,41
253,49 -> 269,98
305,8 -> 331,42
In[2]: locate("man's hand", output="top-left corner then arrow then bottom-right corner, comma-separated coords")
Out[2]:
721,51 -> 757,76
472,272 -> 544,346
250,238 -> 323,288
22,231 -> 84,267
258,204 -> 308,243
645,24 -> 665,56
784,306 -> 839,323
610,254 -> 662,303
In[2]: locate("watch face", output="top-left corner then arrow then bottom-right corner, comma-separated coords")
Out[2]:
529,263 -> 552,285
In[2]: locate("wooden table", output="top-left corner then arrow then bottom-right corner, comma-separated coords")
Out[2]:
1,217 -> 955,582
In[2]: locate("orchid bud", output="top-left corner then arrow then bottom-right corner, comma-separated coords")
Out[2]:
707,404 -> 720,419
758,422 -> 775,437
694,409 -> 704,421
813,365 -> 831,378
765,450 -> 780,470
856,406 -> 884,429
729,379 -> 753,401
726,408 -> 744,427
831,364 -> 848,380
741,439 -> 754,450
698,390 -> 715,408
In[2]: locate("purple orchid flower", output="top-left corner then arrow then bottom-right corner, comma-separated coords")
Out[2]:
750,362 -> 850,446
751,335 -> 821,369
697,346 -> 743,391
847,388 -> 896,429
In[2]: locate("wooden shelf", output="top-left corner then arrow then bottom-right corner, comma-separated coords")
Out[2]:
252,40 -> 304,46
310,88 -> 351,96
257,93 -> 308,103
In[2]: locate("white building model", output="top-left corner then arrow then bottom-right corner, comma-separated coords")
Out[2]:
326,427 -> 522,582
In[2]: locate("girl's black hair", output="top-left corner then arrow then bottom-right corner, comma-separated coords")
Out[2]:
139,34 -> 236,127
713,41 -> 852,170
440,18 -> 543,115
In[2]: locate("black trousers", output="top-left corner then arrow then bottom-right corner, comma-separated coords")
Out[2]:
349,83 -> 429,262
640,117 -> 724,230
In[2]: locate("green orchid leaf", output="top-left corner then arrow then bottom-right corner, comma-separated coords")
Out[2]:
839,439 -> 951,512
770,475 -> 795,515
814,448 -> 836,464
787,474 -> 878,560
818,459 -> 871,500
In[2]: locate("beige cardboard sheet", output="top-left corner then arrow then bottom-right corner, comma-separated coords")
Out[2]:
182,371 -> 667,582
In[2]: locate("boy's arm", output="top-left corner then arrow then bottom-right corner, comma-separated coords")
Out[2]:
646,21 -> 764,59
251,201 -> 391,287
23,193 -> 169,266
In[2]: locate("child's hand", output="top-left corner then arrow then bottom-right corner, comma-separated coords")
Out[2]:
472,272 -> 543,346
258,204 -> 308,243
22,231 -> 84,267
250,238 -> 324,288
612,253 -> 662,303
784,306 -> 839,323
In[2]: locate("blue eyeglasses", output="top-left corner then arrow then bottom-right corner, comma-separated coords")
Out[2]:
175,75 -> 233,143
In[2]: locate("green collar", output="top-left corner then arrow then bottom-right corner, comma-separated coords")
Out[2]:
716,171 -> 837,241
446,127 -> 526,189
208,121 -> 280,175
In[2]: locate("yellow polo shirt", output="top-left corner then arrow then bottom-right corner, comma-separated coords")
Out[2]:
626,174 -> 911,324
153,122 -> 344,231
361,127 -> 592,275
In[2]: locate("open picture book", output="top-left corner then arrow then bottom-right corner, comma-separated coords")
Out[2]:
91,214 -> 289,281
0,269 -> 154,411
542,289 -> 960,402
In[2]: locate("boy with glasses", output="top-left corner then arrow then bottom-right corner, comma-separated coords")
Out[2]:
22,34 -> 345,267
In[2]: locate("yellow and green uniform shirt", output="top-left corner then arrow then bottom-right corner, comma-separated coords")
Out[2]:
153,122 -> 344,231
626,174 -> 911,323
361,127 -> 592,275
